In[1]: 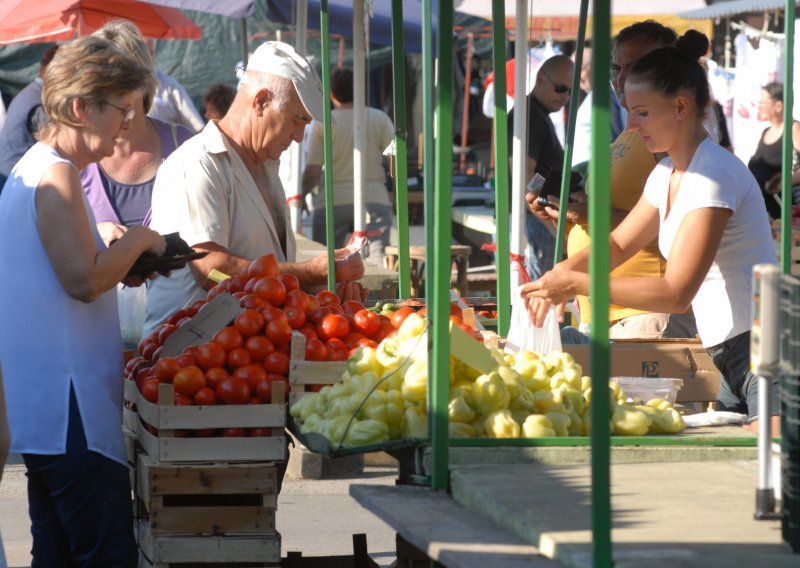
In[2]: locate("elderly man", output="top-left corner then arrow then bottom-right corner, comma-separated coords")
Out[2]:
145,42 -> 364,334
508,54 -> 574,280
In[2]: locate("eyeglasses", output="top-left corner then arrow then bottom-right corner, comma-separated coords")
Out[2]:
542,70 -> 571,95
104,100 -> 135,125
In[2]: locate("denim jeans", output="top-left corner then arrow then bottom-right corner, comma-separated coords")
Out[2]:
706,331 -> 779,419
23,387 -> 136,567
525,212 -> 556,281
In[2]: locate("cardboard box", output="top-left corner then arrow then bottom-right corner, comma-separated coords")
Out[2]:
161,292 -> 242,358
564,340 -> 721,404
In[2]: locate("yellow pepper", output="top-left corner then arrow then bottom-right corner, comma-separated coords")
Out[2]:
347,346 -> 384,377
448,391 -> 476,423
376,336 -> 404,370
522,414 -> 556,437
403,405 -> 428,438
401,359 -> 428,403
342,419 -> 390,448
612,404 -> 652,436
483,410 -> 520,438
471,372 -> 510,415
449,422 -> 478,439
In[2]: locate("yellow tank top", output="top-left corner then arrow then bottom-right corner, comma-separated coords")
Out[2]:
567,130 -> 666,324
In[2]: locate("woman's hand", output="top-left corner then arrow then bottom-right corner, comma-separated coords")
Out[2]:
97,221 -> 127,247
520,269 -> 585,326
122,225 -> 167,256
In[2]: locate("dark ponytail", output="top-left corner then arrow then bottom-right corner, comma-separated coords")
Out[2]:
628,30 -> 710,114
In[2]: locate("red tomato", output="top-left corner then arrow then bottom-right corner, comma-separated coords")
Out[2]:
246,254 -> 279,279
284,306 -> 306,329
243,276 -> 257,294
317,314 -> 350,341
249,427 -> 272,437
305,338 -> 328,361
357,338 -> 378,349
261,306 -> 288,324
194,387 -> 219,406
278,273 -> 300,292
254,378 -> 272,402
206,286 -> 223,302
189,300 -> 206,314
222,427 -> 247,437
140,378 -> 160,403
233,364 -> 268,394
240,293 -> 268,311
204,367 -> 230,390
173,366 -> 206,398
306,294 -> 320,312
327,304 -> 345,315
316,289 -> 340,307
140,342 -> 159,361
176,316 -> 192,328
298,324 -> 318,342
234,309 -> 265,338
342,300 -> 366,315
343,332 -> 366,349
213,326 -> 244,352
264,351 -> 290,375
226,275 -> 247,294
151,346 -> 164,361
284,289 -> 309,312
196,342 -> 227,371
326,338 -> 350,361
245,335 -> 275,363
157,324 -> 178,346
352,309 -> 380,337
194,428 -> 217,437
175,351 -> 198,368
151,357 -> 181,384
308,306 -> 332,325
266,319 -> 293,346
450,302 -> 464,317
390,307 -> 415,329
373,321 -> 396,342
166,308 -> 193,326
174,393 -> 193,406
227,348 -> 253,369
216,377 -> 251,405
253,276 -> 287,307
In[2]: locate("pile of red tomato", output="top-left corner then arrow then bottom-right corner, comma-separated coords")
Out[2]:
125,254 -> 420,425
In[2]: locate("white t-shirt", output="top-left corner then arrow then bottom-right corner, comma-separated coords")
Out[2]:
643,137 -> 777,347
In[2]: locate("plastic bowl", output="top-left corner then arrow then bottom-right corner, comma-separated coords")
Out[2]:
611,377 -> 684,405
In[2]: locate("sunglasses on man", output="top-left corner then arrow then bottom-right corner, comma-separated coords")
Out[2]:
542,70 -> 571,95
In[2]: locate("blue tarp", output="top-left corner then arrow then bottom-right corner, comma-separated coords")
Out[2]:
265,0 -> 438,54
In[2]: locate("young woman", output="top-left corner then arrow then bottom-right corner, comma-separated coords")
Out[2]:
0,36 -> 165,564
521,30 -> 778,426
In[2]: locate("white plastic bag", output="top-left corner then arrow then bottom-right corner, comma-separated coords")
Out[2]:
117,283 -> 147,350
506,292 -> 562,354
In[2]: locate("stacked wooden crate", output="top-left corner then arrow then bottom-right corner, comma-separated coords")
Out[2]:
124,378 -> 286,567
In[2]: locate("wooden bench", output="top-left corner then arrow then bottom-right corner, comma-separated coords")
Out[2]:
384,244 -> 471,297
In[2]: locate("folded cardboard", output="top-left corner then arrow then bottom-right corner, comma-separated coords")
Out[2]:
564,340 -> 721,404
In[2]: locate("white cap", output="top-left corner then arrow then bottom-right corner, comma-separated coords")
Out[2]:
246,41 -> 324,122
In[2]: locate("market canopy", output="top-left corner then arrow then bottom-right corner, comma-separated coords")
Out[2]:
141,0 -> 255,18
265,0 -> 435,54
455,0 -> 711,39
680,0 -> 800,19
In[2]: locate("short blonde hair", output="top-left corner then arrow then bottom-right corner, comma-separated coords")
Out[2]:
40,35 -> 150,136
92,20 -> 157,113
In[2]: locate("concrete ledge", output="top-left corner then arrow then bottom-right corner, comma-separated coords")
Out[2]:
350,484 -> 558,568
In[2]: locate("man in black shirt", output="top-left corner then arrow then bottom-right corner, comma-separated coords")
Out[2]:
508,54 -> 573,279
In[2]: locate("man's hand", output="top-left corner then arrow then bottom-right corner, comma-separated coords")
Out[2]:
524,190 -> 555,223
336,280 -> 368,302
333,248 -> 366,281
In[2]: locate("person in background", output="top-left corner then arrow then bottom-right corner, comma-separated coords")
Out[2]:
529,20 -> 697,342
747,81 -> 800,219
0,35 -> 165,565
522,31 -> 778,430
145,39 -> 205,133
203,83 -> 237,121
83,20 -> 193,241
508,54 -> 574,280
0,45 -> 59,189
145,42 -> 365,335
301,66 -> 396,263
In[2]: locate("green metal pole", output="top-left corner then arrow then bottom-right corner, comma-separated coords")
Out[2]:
391,0 -> 411,299
589,0 -> 612,566
782,0 -> 795,275
491,0 -> 511,336
422,0 -> 435,305
320,0 -> 336,292
431,0 -> 454,492
554,0 -> 589,263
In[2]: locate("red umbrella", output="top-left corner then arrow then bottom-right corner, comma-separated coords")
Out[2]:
0,0 -> 203,45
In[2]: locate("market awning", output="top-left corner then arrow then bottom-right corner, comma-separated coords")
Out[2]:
680,0 -> 800,20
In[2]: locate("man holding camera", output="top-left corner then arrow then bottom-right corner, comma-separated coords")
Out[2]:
508,55 -> 573,280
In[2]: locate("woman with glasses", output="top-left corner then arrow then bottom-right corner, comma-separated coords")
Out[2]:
0,36 -> 165,565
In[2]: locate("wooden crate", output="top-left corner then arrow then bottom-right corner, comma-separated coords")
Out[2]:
136,520 -> 280,567
135,453 -> 278,535
124,380 -> 287,464
288,331 -> 346,405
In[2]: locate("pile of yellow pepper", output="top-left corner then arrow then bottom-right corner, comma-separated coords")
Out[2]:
289,313 -> 686,449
